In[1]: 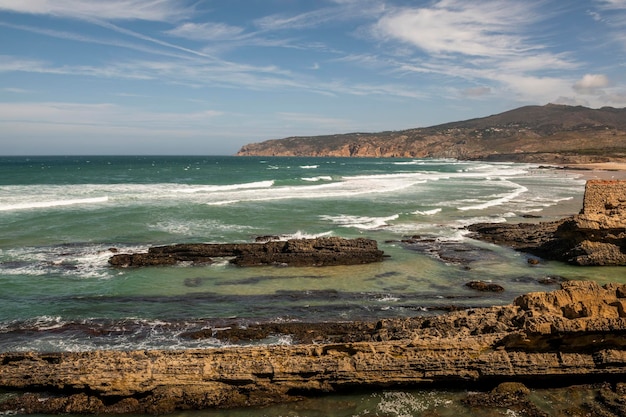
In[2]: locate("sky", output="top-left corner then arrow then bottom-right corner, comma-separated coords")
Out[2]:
1,0 -> 626,155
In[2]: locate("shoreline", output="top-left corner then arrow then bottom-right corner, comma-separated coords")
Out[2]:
560,162 -> 626,179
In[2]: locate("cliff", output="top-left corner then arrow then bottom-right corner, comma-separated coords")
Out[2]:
2,281 -> 626,414
236,104 -> 626,163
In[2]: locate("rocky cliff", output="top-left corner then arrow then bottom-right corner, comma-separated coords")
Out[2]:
2,281 -> 626,414
468,179 -> 626,265
236,104 -> 626,163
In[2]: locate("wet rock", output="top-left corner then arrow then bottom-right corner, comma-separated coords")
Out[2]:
108,237 -> 385,268
463,382 -> 548,417
465,281 -> 505,292
397,236 -> 499,266
536,275 -> 567,285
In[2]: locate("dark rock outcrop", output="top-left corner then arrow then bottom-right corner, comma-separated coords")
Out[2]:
468,180 -> 626,266
236,104 -> 626,163
3,281 -> 626,414
108,237 -> 385,267
465,280 -> 505,292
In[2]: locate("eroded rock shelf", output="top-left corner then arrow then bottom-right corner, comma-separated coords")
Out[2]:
2,281 -> 626,414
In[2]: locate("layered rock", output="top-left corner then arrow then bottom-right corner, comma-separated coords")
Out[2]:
468,180 -> 626,265
108,237 -> 385,267
3,281 -> 626,414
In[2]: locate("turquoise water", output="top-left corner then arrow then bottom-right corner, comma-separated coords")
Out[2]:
2,156 -> 625,416
2,155 -> 622,354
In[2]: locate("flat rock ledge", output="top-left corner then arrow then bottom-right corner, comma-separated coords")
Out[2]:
3,281 -> 626,414
468,179 -> 626,265
108,237 -> 385,267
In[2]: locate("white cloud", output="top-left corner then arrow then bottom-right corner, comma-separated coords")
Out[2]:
166,22 -> 245,41
253,1 -> 383,31
374,0 -> 537,58
495,74 -> 572,103
2,87 -> 34,94
596,0 -> 626,10
0,0 -> 191,21
573,74 -> 610,94
0,102 -> 222,129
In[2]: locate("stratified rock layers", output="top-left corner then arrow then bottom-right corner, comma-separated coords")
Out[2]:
3,281 -> 626,414
468,179 -> 626,265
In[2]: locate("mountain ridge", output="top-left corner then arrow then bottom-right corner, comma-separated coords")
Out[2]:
236,104 -> 626,163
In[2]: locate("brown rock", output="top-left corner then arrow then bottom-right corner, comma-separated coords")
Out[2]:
468,180 -> 626,266
4,281 -> 626,414
108,237 -> 385,268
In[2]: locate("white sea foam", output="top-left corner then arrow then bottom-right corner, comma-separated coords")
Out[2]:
319,214 -> 399,230
376,391 -> 431,415
299,165 -> 319,169
412,208 -> 442,216
0,196 -> 109,211
151,219 -> 256,236
205,174 -> 427,205
0,243 -> 144,279
282,230 -> 334,240
301,176 -> 333,182
172,180 -> 274,193
457,181 -> 528,211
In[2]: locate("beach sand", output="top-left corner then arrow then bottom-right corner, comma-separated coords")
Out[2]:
562,162 -> 626,180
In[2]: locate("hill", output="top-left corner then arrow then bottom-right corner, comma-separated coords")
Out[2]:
236,104 -> 626,163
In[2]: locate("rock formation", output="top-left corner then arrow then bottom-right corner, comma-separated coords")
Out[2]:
236,104 -> 626,163
468,179 -> 626,266
108,237 -> 385,267
3,281 -> 626,414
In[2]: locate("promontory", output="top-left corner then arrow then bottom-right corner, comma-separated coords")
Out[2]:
237,103 -> 626,164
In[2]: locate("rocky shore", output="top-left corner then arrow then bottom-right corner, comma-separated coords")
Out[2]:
2,281 -> 626,415
468,179 -> 626,266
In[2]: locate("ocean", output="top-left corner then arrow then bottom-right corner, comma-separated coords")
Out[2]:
1,155 -> 624,416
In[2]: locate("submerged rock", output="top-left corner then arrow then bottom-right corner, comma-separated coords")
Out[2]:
468,180 -> 626,266
465,280 -> 505,292
108,237 -> 385,268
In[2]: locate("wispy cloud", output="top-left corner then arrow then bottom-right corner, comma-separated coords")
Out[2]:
2,87 -> 35,94
593,0 -> 626,52
253,1 -> 382,31
366,1 -> 584,103
374,1 -> 538,58
165,22 -> 245,41
0,0 -> 192,22
0,101 -> 223,131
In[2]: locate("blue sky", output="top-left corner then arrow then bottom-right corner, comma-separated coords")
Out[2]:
1,0 -> 625,155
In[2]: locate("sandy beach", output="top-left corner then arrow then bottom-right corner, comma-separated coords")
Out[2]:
562,162 -> 626,180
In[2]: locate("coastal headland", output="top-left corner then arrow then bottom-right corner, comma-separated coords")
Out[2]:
236,104 -> 626,165
1,180 -> 625,415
